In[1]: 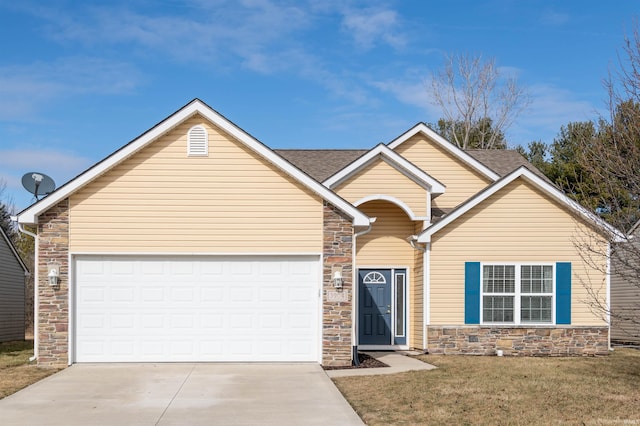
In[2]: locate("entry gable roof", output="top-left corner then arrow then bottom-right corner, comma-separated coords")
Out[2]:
323,143 -> 446,194
388,123 -> 501,181
16,99 -> 370,227
417,166 -> 625,243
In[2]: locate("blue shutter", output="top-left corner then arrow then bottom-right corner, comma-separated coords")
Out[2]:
465,262 -> 481,324
556,262 -> 571,324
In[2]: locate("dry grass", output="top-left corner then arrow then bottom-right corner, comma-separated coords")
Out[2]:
0,340 -> 60,399
334,349 -> 640,425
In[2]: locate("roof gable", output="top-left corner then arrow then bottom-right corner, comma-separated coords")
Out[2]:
323,143 -> 445,194
16,99 -> 370,227
0,227 -> 28,273
388,123 -> 500,181
417,166 -> 625,243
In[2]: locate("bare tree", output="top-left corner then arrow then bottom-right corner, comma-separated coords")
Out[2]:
571,27 -> 640,342
429,53 -> 530,149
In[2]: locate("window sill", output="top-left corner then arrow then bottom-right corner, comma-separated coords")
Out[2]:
480,323 -> 556,327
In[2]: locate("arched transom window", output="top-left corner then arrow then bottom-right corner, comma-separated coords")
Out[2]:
363,271 -> 387,284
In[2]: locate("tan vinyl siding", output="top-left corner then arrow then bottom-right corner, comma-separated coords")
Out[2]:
0,237 -> 25,342
411,221 -> 424,349
429,180 -> 608,326
335,158 -> 427,218
393,134 -> 490,209
356,201 -> 415,267
69,114 -> 323,253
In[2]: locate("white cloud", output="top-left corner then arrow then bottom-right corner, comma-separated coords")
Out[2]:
370,74 -> 447,124
506,83 -> 602,145
371,79 -> 428,108
0,1 -> 408,120
39,1 -> 311,72
0,57 -> 142,121
0,149 -> 91,172
341,8 -> 406,50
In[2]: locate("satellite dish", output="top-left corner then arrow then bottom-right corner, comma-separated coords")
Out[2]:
21,172 -> 56,200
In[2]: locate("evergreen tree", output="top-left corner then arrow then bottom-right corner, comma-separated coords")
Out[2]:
432,117 -> 507,149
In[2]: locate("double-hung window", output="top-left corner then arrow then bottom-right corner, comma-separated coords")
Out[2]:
482,264 -> 553,324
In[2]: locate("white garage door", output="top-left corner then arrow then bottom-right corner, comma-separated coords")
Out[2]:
74,255 -> 321,363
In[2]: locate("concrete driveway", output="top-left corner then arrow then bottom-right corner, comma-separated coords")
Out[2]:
0,363 -> 364,426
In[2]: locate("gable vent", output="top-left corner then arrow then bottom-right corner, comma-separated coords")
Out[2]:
188,125 -> 208,156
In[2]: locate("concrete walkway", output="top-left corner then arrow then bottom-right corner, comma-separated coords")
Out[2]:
325,351 -> 437,378
0,363 -> 363,426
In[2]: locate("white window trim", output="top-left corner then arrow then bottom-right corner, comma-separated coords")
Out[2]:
395,271 -> 406,338
480,262 -> 556,326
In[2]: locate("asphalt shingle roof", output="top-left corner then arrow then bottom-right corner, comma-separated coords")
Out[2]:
275,149 -> 368,182
465,149 -> 550,182
276,148 -> 548,183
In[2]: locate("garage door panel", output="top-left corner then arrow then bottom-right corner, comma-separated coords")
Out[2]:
75,256 -> 320,362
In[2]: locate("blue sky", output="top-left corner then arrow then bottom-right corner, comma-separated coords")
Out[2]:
0,0 -> 637,210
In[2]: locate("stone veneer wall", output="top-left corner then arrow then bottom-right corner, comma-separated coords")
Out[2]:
322,201 -> 354,367
37,199 -> 70,367
427,326 -> 609,356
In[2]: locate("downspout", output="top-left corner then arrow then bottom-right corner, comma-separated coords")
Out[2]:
355,218 -> 376,237
408,235 -> 429,353
15,221 -> 38,363
352,218 -> 376,366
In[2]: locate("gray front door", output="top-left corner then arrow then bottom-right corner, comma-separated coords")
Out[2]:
358,269 -> 392,345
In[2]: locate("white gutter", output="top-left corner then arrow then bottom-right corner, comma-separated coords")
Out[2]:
407,235 -> 426,253
14,220 -> 38,362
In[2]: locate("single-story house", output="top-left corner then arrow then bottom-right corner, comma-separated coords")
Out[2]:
610,220 -> 640,343
14,99 -> 622,367
0,226 -> 28,342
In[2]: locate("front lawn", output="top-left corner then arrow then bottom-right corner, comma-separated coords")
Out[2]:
0,340 -> 60,399
333,348 -> 640,425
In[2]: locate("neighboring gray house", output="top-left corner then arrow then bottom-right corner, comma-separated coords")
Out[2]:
611,220 -> 640,344
0,226 -> 28,342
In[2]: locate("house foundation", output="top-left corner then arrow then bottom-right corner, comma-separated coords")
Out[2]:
427,325 -> 609,356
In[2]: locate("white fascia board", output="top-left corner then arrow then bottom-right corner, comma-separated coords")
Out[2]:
16,99 -> 370,227
387,123 -> 500,181
417,166 -> 626,243
323,143 -> 445,194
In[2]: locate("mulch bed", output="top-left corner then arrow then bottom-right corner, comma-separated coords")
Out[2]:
323,352 -> 389,370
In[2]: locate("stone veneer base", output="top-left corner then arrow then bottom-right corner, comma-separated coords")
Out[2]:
427,325 -> 609,356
